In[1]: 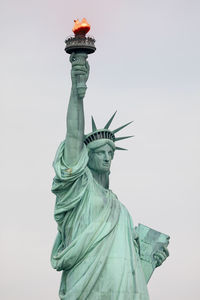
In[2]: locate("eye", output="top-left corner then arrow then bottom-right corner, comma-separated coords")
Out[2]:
72,57 -> 76,61
95,151 -> 104,156
109,151 -> 113,156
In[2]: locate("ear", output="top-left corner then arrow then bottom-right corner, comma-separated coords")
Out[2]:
88,150 -> 94,160
111,151 -> 114,160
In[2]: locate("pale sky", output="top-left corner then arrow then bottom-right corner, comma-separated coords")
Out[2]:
1,0 -> 200,299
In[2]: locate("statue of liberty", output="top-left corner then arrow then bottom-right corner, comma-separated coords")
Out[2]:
51,20 -> 169,300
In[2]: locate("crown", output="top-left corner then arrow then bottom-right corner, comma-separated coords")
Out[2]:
84,111 -> 133,150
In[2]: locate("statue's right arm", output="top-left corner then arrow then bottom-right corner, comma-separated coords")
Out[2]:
64,52 -> 89,166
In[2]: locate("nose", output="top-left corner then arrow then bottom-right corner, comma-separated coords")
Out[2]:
104,152 -> 110,162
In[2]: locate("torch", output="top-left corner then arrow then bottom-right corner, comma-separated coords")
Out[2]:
65,18 -> 96,98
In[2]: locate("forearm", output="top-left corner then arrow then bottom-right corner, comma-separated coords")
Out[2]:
64,52 -> 89,165
64,89 -> 85,165
66,88 -> 84,140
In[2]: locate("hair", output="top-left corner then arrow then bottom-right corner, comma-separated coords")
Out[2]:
86,139 -> 115,159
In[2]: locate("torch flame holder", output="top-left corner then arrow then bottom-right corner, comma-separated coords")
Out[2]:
65,35 -> 96,54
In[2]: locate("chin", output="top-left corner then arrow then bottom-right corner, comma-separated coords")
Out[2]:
100,166 -> 110,173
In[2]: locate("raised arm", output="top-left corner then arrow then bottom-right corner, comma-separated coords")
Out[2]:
64,52 -> 90,165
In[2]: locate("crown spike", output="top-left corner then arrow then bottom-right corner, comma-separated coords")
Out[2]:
114,135 -> 134,142
112,121 -> 133,134
104,111 -> 117,129
115,146 -> 128,151
91,116 -> 97,131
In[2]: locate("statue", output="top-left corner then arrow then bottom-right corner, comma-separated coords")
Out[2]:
51,19 -> 170,300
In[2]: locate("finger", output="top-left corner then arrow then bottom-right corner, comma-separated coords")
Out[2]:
72,64 -> 87,69
157,259 -> 162,266
72,66 -> 87,72
85,61 -> 90,72
157,250 -> 167,258
154,252 -> 166,262
153,255 -> 162,267
157,252 -> 167,261
157,255 -> 165,266
163,246 -> 169,257
72,68 -> 87,73
72,71 -> 87,76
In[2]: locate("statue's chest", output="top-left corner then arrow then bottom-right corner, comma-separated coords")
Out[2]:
90,182 -> 110,216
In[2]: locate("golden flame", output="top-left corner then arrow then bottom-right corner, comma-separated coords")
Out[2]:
72,18 -> 91,35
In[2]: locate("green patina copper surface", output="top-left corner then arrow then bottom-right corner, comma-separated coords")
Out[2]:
51,51 -> 170,300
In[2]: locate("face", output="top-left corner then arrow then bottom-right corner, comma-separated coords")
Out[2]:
88,144 -> 114,173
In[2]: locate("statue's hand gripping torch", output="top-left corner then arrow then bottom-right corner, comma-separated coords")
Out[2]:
70,52 -> 89,99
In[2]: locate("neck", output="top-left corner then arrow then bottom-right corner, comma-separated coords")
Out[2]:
90,170 -> 109,189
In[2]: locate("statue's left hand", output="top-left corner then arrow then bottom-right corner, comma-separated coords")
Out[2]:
153,246 -> 169,267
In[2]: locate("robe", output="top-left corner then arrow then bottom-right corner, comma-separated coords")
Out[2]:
51,141 -> 149,300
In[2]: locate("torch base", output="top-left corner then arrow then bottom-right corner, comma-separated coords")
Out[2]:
65,36 -> 96,54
